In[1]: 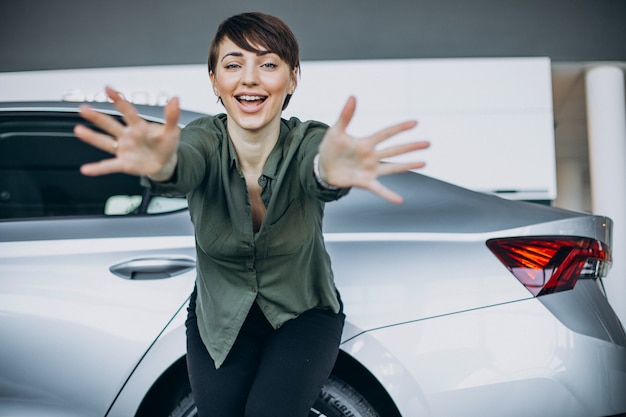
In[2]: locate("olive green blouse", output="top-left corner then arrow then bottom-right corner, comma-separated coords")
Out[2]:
143,114 -> 349,368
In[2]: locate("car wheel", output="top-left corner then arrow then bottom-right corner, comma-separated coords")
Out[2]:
167,376 -> 379,417
312,376 -> 380,417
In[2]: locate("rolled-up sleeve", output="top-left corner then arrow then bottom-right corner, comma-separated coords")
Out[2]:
141,121 -> 219,197
298,128 -> 350,202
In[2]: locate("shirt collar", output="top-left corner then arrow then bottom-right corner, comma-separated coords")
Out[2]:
227,136 -> 240,173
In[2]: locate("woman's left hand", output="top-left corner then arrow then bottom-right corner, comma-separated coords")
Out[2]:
318,96 -> 430,204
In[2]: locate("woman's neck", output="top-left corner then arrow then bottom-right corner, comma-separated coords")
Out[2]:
228,119 -> 281,174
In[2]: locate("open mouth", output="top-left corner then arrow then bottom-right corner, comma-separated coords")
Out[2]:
236,95 -> 267,104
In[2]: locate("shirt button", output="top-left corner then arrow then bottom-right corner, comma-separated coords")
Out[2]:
251,287 -> 257,293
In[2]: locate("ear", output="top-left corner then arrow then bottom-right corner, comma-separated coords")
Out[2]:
209,71 -> 219,96
290,68 -> 298,94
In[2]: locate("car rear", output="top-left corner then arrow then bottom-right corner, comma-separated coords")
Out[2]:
325,171 -> 626,417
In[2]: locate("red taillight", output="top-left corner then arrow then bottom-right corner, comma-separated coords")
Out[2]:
486,236 -> 612,296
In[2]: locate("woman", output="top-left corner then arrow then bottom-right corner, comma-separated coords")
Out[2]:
75,11 -> 429,417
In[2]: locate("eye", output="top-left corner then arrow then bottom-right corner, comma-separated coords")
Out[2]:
224,62 -> 241,70
262,62 -> 278,69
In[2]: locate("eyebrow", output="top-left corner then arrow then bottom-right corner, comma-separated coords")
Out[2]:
221,50 -> 273,62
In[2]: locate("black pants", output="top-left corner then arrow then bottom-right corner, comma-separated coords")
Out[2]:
185,289 -> 345,417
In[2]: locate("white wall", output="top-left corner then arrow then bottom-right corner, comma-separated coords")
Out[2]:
287,57 -> 555,200
0,57 -> 556,200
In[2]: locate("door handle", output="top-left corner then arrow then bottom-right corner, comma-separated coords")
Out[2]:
110,256 -> 196,280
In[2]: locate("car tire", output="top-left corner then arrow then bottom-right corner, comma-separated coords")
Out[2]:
168,393 -> 197,417
312,375 -> 380,417
167,376 -> 380,417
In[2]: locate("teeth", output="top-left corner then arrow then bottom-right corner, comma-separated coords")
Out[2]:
238,95 -> 264,101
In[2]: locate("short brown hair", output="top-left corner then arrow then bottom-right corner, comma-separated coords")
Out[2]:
208,12 -> 300,110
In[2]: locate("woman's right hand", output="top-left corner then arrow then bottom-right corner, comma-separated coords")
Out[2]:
74,86 -> 181,181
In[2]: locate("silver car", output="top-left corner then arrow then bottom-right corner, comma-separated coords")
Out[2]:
1,101 -> 625,417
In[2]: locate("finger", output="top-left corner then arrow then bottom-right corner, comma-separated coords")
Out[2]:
78,104 -> 125,137
366,120 -> 417,147
367,180 -> 404,205
333,96 -> 357,132
105,86 -> 144,126
377,140 -> 430,159
74,124 -> 119,155
163,96 -> 181,134
80,157 -> 125,177
377,161 -> 427,176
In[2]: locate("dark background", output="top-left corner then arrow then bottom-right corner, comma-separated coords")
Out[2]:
1,0 -> 625,73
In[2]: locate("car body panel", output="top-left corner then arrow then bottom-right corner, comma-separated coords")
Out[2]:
360,295 -> 626,417
325,180 -> 612,337
106,302 -> 190,417
0,217 -> 196,416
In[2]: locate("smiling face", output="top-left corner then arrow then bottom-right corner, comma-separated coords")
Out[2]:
210,37 -> 297,135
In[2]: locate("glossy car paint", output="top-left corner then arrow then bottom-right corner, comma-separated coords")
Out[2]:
325,180 -> 625,416
0,216 -> 196,416
1,102 -> 624,417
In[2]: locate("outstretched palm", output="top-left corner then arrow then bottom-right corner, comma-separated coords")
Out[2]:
318,96 -> 430,204
74,86 -> 181,181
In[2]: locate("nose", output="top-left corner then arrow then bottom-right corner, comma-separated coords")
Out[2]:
241,65 -> 259,86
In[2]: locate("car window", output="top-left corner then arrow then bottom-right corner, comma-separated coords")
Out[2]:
0,111 -> 187,220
